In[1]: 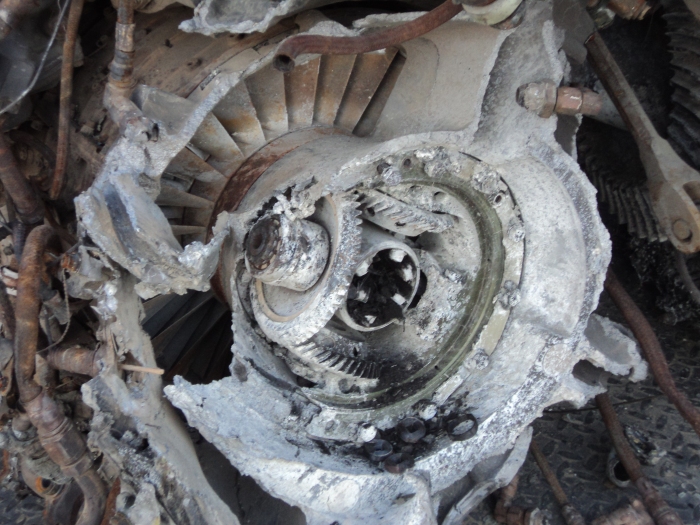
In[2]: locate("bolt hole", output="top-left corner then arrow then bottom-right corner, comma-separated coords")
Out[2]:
403,158 -> 412,168
613,460 -> 630,482
124,494 -> 136,509
40,479 -> 51,489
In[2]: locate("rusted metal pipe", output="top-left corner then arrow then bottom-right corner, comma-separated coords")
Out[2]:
47,346 -> 99,377
50,0 -> 85,201
529,440 -> 586,525
493,474 -> 545,525
273,0 -> 464,72
494,474 -> 521,524
15,225 -> 55,404
0,135 -> 43,225
104,0 -> 153,142
596,393 -> 682,525
605,269 -> 700,438
14,225 -> 107,525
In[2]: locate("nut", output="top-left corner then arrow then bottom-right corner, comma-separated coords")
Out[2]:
446,414 -> 478,441
516,81 -> 557,118
364,439 -> 393,462
397,417 -> 426,443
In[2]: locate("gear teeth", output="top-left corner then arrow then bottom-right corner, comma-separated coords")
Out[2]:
360,189 -> 455,235
664,0 -> 700,170
290,340 -> 381,380
580,134 -> 667,242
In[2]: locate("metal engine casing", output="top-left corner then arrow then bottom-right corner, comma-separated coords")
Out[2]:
68,2 -> 648,524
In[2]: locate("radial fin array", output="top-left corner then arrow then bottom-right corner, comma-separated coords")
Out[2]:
156,46 -> 403,246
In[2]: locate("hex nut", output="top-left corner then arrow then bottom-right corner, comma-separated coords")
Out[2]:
516,81 -> 557,118
364,439 -> 393,462
446,414 -> 478,441
397,417 -> 426,443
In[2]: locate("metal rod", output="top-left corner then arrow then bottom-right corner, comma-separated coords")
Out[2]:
50,0 -> 85,201
530,440 -> 586,525
273,0 -> 464,72
47,346 -> 99,377
14,225 -> 55,404
605,269 -> 700,438
596,393 -> 683,525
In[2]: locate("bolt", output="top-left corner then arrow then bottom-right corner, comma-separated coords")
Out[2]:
446,414 -> 478,441
364,439 -> 393,462
358,424 -> 377,443
383,452 -> 414,474
672,219 -> 692,242
397,417 -> 426,443
517,81 -> 605,118
413,400 -> 438,420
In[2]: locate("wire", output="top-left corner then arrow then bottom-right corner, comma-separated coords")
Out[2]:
0,0 -> 72,117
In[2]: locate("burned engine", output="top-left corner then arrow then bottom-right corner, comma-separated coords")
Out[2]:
0,0 -> 697,523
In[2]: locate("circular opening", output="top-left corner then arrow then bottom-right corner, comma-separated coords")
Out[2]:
40,478 -> 51,489
347,250 -> 417,328
273,54 -> 295,72
613,460 -> 630,482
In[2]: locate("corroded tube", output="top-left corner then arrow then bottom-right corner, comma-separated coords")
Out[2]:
47,346 -> 99,377
605,269 -> 700,438
273,0 -> 464,72
51,0 -> 85,200
15,225 -> 107,525
596,393 -> 682,525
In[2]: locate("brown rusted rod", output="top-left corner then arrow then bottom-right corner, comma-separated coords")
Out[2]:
47,346 -> 99,377
273,0 -> 463,72
596,393 -> 683,525
605,269 -> 700,438
15,225 -> 107,525
14,225 -> 55,404
109,0 -> 136,88
530,440 -> 586,525
0,135 -> 43,225
50,0 -> 85,201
